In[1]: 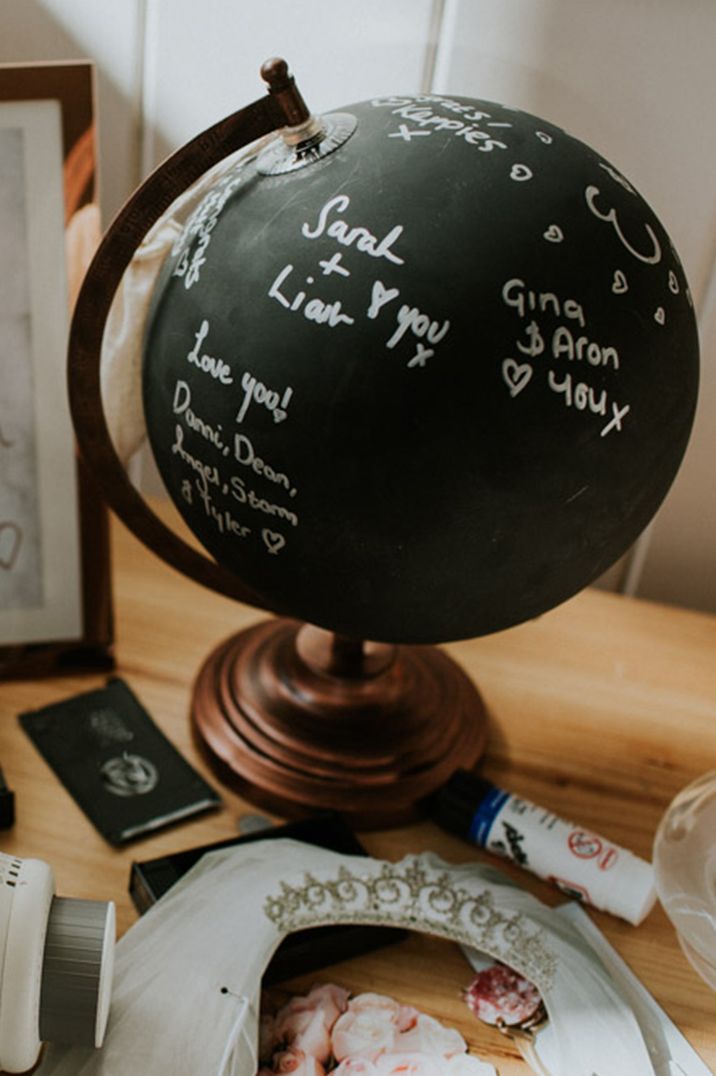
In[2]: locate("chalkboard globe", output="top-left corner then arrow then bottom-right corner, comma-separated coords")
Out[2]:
142,91 -> 698,645
70,64 -> 701,820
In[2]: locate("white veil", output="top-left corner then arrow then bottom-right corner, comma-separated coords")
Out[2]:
38,839 -> 658,1076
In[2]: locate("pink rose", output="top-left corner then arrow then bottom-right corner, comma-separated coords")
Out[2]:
394,1005 -> 419,1033
277,1007 -> 333,1064
344,993 -> 417,1027
274,983 -> 350,1063
464,964 -> 542,1028
332,993 -> 407,1062
394,1013 -> 467,1058
272,1046 -> 327,1075
303,983 -> 352,1027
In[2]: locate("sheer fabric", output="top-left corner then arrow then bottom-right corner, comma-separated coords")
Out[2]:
38,839 -> 657,1075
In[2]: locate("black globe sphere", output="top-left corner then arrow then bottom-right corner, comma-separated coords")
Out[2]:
142,93 -> 698,643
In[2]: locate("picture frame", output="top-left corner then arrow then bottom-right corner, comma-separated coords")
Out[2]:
0,61 -> 113,677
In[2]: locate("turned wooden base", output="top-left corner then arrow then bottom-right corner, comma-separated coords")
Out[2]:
191,618 -> 487,827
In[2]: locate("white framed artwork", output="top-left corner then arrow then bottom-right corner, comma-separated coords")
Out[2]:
0,63 -> 112,672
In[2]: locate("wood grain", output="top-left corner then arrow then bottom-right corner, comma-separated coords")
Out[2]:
1,500 -> 715,1072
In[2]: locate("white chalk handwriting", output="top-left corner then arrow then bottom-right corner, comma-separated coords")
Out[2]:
302,195 -> 405,265
319,252 -> 351,278
515,320 -> 544,357
171,425 -> 221,492
367,280 -> 400,320
612,270 -> 628,294
184,478 -> 251,539
174,380 -> 228,452
601,401 -> 631,437
262,204 -> 453,370
230,476 -> 298,528
502,277 -> 629,436
236,371 -> 293,425
173,381 -> 299,496
585,186 -> 661,265
234,433 -> 297,497
370,96 -> 508,151
172,169 -> 245,290
269,264 -> 356,328
548,370 -> 629,437
386,304 -> 450,350
513,319 -> 619,369
187,320 -> 233,385
502,359 -> 533,397
552,327 -> 619,369
502,279 -> 586,328
171,416 -> 298,552
388,125 -> 431,143
510,164 -> 533,182
262,529 -> 286,555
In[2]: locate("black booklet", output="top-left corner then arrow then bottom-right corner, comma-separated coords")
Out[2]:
19,677 -> 220,844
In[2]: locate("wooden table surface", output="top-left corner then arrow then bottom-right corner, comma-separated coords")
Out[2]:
1,507 -> 715,1074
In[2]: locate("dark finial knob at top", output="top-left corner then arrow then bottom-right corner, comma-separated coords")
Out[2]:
256,57 -> 357,174
260,56 -> 310,127
261,57 -> 290,90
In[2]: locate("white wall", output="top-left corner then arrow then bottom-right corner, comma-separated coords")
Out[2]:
0,0 -> 145,219
140,0 -> 438,170
3,0 -> 715,614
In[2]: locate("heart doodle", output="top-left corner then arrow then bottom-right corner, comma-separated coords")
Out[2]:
262,529 -> 286,555
612,270 -> 628,294
543,224 -> 563,243
272,408 -> 287,423
0,522 -> 22,570
502,359 -> 533,398
510,163 -> 533,182
668,270 -> 680,295
654,306 -> 666,325
535,130 -> 553,145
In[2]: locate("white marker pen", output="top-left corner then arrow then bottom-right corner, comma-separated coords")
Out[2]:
432,769 -> 656,926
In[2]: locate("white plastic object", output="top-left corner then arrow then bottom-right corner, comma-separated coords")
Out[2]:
499,791 -> 654,925
653,771 -> 716,989
0,852 -> 115,1073
436,772 -> 658,925
475,790 -> 657,925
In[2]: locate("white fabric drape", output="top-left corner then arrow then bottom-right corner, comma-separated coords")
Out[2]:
38,839 -> 658,1076
99,140 -> 268,467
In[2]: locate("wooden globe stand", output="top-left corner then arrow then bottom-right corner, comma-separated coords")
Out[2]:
192,619 -> 487,827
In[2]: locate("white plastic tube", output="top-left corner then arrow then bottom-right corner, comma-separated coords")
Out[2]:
434,772 -> 656,925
